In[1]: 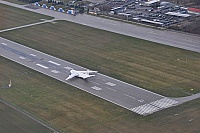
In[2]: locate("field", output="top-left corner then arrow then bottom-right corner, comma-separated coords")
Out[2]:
0,3 -> 53,30
0,101 -> 53,133
1,3 -> 200,133
1,20 -> 200,97
1,57 -> 200,133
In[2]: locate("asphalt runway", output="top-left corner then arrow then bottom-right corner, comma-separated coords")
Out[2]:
1,1 -> 200,53
0,37 -> 179,115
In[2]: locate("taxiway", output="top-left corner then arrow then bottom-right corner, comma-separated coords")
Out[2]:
0,0 -> 200,53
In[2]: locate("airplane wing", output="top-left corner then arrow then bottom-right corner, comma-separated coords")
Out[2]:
77,70 -> 97,74
66,72 -> 78,80
87,70 -> 98,74
79,73 -> 95,79
66,69 -> 97,80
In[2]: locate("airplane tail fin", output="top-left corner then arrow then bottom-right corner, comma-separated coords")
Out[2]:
82,75 -> 95,79
87,69 -> 98,74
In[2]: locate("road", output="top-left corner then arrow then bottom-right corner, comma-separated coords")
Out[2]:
0,37 -> 180,116
0,0 -> 200,53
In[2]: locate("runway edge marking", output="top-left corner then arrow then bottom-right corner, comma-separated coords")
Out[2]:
1,37 -> 164,98
1,37 -> 181,116
1,54 -> 142,115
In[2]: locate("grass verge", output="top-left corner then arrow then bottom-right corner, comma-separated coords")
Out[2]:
0,100 -> 53,133
0,3 -> 53,30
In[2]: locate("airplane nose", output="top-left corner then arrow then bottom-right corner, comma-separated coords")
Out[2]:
70,70 -> 74,73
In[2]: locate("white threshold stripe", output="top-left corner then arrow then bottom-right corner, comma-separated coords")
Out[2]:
36,64 -> 49,69
48,61 -> 60,66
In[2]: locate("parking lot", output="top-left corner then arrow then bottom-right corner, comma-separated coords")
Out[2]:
91,0 -> 198,27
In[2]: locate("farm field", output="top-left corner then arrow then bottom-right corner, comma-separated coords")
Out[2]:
1,20 -> 200,97
0,3 -> 53,30
0,56 -> 200,133
0,101 -> 53,133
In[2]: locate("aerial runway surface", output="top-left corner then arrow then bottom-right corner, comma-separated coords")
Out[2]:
1,1 -> 200,53
0,37 -> 179,116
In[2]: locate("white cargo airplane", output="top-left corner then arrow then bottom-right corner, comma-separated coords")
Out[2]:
66,69 -> 98,80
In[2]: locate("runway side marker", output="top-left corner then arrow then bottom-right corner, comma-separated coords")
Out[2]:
1,43 -> 7,45
36,64 -> 49,69
106,87 -> 117,92
30,54 -> 36,57
91,86 -> 102,91
51,70 -> 60,74
124,94 -> 136,99
48,61 -> 60,66
90,81 -> 100,85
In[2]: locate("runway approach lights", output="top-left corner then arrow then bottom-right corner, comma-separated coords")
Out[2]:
8,79 -> 12,88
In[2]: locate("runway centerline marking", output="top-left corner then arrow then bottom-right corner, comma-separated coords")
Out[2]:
124,94 -> 136,99
91,86 -> 102,91
138,99 -> 145,103
106,87 -> 117,92
1,43 -> 7,45
19,56 -> 25,59
90,81 -> 100,85
48,61 -> 60,66
36,64 -> 49,69
106,82 -> 116,86
64,66 -> 73,70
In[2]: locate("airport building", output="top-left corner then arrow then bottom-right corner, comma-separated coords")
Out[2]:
187,8 -> 200,15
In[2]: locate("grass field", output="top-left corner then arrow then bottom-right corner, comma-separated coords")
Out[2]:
0,101 -> 53,133
1,20 -> 200,97
0,3 -> 53,30
0,57 -> 200,133
1,3 -> 200,133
